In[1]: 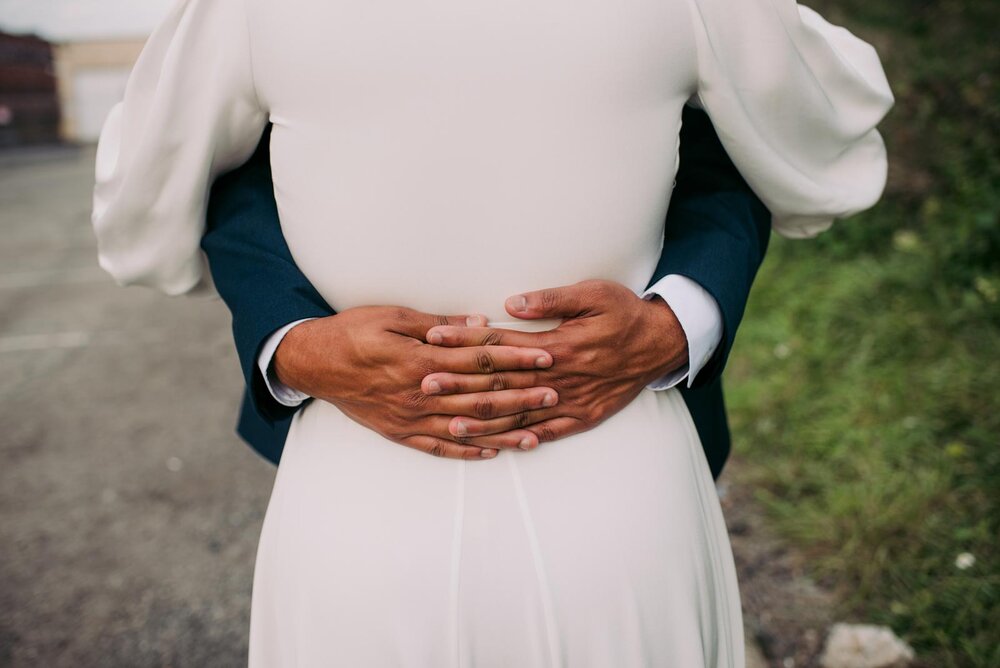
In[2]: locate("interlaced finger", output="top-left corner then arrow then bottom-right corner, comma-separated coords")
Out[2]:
423,415 -> 541,451
428,387 -> 558,421
447,406 -> 563,438
525,417 -> 587,444
428,345 -> 552,374
400,434 -> 498,460
425,325 -> 544,349
422,370 -> 547,395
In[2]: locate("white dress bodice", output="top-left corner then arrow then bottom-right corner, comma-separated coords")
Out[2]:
92,0 -> 892,307
262,0 -> 692,317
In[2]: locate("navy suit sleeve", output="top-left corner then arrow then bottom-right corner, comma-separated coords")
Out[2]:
647,106 -> 772,387
202,126 -> 335,425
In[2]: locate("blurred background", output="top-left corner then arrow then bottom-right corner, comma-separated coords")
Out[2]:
0,0 -> 995,666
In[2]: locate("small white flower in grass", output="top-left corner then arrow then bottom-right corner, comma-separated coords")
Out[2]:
955,552 -> 976,570
166,456 -> 183,472
773,342 -> 791,359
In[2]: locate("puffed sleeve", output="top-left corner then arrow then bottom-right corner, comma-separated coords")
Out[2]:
686,0 -> 894,238
92,0 -> 268,294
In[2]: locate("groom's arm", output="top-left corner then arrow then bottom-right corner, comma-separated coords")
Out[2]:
648,105 -> 771,386
203,126 -> 333,425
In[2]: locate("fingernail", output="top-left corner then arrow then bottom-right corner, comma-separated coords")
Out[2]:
454,421 -> 468,437
519,437 -> 533,450
426,380 -> 441,395
508,295 -> 528,313
542,392 -> 556,407
466,315 -> 485,327
427,331 -> 443,344
535,356 -> 551,368
481,449 -> 498,458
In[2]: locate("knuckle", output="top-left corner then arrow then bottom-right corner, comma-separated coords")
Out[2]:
534,333 -> 554,350
435,314 -> 450,327
400,389 -> 429,410
583,406 -> 605,426
537,423 -> 557,443
481,330 -> 504,346
427,441 -> 446,458
549,373 -> 576,391
578,349 -> 599,368
476,350 -> 496,374
587,280 -> 611,300
412,355 -> 438,378
473,398 -> 496,420
489,373 -> 508,391
512,411 -> 530,429
386,425 -> 408,441
540,289 -> 560,311
546,343 -> 570,365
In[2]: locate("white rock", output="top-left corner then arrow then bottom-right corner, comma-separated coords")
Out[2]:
819,623 -> 915,668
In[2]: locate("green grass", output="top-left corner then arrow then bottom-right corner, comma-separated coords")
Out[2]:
723,1 -> 999,665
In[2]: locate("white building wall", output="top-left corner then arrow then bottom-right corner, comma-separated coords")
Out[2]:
70,67 -> 131,142
54,39 -> 144,143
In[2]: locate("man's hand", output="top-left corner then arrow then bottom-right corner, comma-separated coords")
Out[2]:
272,306 -> 558,460
421,280 -> 688,444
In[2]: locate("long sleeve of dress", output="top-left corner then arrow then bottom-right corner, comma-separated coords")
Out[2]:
686,0 -> 894,238
92,0 -> 268,295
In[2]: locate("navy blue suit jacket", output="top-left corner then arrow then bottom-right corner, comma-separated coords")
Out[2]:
202,107 -> 770,478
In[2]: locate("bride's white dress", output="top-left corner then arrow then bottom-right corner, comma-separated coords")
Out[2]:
92,0 -> 891,665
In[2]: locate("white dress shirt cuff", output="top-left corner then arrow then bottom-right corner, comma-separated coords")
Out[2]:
257,318 -> 317,407
641,274 -> 724,390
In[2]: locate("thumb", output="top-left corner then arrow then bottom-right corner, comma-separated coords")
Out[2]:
505,282 -> 593,320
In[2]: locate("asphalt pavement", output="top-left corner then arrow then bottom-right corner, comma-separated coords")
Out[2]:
0,145 -> 271,666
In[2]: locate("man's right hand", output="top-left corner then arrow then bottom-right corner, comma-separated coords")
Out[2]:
272,306 -> 558,460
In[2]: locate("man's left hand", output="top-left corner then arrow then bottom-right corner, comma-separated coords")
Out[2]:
420,279 -> 689,445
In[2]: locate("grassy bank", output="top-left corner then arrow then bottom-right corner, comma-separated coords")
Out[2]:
724,1 -> 998,665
